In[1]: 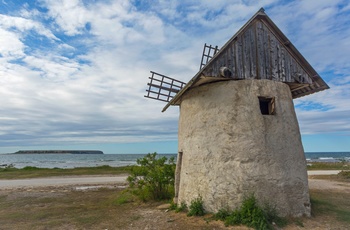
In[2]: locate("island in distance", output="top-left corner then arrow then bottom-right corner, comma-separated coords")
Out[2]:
13,150 -> 104,154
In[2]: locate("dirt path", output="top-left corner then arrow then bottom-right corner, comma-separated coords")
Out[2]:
308,179 -> 350,192
307,170 -> 341,175
0,171 -> 341,190
307,170 -> 350,193
0,175 -> 128,190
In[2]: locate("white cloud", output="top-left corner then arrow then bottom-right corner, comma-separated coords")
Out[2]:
40,0 -> 89,36
0,14 -> 58,40
0,28 -> 25,58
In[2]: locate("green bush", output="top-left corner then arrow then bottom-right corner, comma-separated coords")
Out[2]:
127,152 -> 176,201
176,202 -> 188,213
169,200 -> 187,213
22,166 -> 41,170
214,195 -> 286,230
214,208 -> 230,220
187,196 -> 205,216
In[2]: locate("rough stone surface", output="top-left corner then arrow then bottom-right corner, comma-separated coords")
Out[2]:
175,79 -> 310,217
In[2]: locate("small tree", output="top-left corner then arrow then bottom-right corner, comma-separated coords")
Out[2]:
127,152 -> 176,200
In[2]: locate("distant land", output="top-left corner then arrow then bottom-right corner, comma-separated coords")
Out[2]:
13,150 -> 104,154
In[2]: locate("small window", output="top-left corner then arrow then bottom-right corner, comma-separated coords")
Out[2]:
258,97 -> 275,115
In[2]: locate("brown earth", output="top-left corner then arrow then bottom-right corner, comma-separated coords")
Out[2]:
0,175 -> 349,229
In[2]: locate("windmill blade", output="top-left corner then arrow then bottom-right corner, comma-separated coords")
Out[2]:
200,43 -> 219,70
145,71 -> 186,102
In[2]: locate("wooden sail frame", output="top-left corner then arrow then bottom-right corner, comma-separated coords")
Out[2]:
144,71 -> 186,102
200,43 -> 219,70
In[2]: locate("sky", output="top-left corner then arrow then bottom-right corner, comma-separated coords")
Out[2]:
0,0 -> 349,154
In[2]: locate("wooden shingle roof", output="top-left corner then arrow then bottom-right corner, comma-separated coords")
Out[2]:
163,8 -> 329,112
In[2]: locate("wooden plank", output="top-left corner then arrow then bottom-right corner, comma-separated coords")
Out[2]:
232,42 -> 238,79
242,32 -> 248,79
269,33 -> 276,80
256,21 -> 265,79
147,83 -> 180,93
250,24 -> 257,79
263,23 -> 270,80
236,36 -> 243,79
284,49 -> 291,82
281,47 -> 286,81
242,27 -> 253,78
276,39 -> 281,81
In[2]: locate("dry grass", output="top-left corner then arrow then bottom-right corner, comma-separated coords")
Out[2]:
0,187 -> 140,229
0,165 -> 132,179
0,186 -> 233,230
307,162 -> 350,170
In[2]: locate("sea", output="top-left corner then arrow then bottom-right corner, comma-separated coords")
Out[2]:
0,152 -> 349,169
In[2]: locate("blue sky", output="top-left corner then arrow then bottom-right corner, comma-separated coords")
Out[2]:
0,0 -> 349,154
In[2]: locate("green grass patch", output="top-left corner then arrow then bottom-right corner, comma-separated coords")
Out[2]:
187,196 -> 205,216
310,189 -> 350,223
338,170 -> 350,179
0,188 -> 139,229
307,162 -> 350,170
0,165 -> 133,179
214,195 -> 287,230
112,191 -> 135,205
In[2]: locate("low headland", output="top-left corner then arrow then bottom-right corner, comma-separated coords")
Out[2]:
13,150 -> 104,154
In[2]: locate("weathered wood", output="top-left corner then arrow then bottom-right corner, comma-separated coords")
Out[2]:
145,71 -> 185,103
199,16 -> 321,91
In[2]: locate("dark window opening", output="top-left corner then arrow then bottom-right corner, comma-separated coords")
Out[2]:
258,97 -> 275,115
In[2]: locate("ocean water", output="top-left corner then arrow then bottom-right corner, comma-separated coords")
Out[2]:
305,152 -> 350,163
0,154 -> 177,169
0,152 -> 349,169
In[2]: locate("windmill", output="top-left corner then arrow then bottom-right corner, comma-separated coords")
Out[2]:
142,8 -> 330,218
144,43 -> 219,103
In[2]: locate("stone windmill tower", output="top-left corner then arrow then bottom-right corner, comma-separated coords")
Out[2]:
145,8 -> 329,217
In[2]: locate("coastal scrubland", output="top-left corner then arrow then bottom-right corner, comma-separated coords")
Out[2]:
0,163 -> 349,229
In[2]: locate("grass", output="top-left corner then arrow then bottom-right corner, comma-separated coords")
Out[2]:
310,189 -> 350,224
307,162 -> 350,170
0,165 -> 133,179
0,187 -> 140,229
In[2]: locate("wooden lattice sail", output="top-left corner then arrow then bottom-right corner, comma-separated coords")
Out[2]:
200,43 -> 219,70
144,71 -> 186,102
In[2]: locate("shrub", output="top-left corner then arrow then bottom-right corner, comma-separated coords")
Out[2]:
176,202 -> 188,213
22,166 -> 41,170
187,196 -> 205,216
215,195 -> 286,230
214,208 -> 230,220
338,170 -> 350,179
127,152 -> 176,201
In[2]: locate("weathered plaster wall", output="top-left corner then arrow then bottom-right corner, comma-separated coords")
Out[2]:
176,79 -> 310,217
